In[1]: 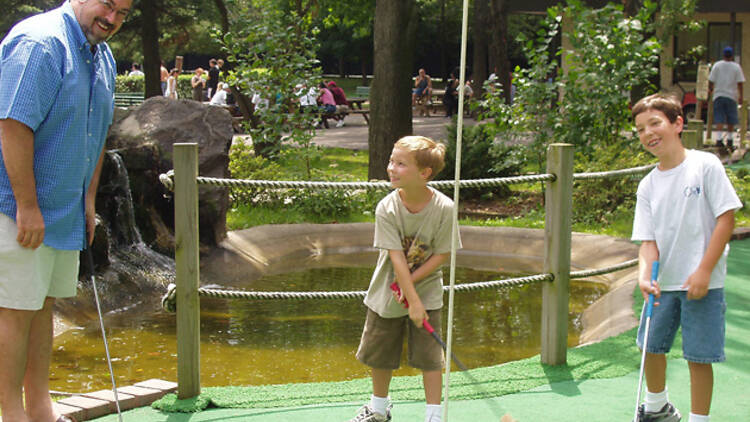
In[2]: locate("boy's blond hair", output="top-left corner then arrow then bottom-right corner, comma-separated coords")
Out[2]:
631,93 -> 683,123
394,136 -> 446,181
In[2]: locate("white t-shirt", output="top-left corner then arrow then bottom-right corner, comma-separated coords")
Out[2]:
709,60 -> 745,101
209,89 -> 228,106
632,149 -> 742,290
297,87 -> 317,107
364,188 -> 461,318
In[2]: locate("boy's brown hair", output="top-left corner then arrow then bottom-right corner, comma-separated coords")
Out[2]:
394,136 -> 446,181
631,93 -> 683,123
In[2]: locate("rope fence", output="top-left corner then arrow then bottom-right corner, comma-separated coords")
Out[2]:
161,259 -> 638,313
158,162 -> 655,192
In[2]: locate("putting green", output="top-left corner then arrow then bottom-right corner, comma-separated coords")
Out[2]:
90,238 -> 750,421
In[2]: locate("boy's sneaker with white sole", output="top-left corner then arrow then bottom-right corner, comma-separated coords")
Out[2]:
633,402 -> 682,422
348,404 -> 392,422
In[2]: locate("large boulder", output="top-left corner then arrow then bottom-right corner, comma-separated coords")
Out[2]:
105,96 -> 233,254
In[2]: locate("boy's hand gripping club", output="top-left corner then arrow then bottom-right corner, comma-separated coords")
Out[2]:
634,261 -> 659,421
390,282 -> 468,371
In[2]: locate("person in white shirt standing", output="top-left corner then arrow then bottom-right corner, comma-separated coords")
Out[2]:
708,46 -> 745,150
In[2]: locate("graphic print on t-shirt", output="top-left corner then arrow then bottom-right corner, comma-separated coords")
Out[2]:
402,235 -> 432,272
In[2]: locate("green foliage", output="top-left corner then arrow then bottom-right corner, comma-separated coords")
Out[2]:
439,120 -> 525,199
226,143 -> 385,229
228,141 -> 283,203
572,135 -> 654,227
216,4 -> 321,164
477,0 -> 662,174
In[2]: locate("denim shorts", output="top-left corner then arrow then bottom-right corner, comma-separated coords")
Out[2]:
713,97 -> 739,125
636,288 -> 726,363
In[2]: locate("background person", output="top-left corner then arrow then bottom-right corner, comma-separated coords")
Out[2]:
708,46 -> 745,150
631,94 -> 741,422
128,62 -> 143,76
207,58 -> 219,100
164,68 -> 179,99
160,60 -> 168,95
348,136 -> 460,422
412,68 -> 433,105
0,0 -> 131,420
327,80 -> 349,127
191,67 -> 206,101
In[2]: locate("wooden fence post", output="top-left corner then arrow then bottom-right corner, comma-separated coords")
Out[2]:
542,143 -> 574,365
687,119 -> 704,149
174,143 -> 201,399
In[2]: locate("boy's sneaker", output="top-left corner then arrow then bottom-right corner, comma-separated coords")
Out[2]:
336,119 -> 345,128
348,404 -> 392,422
633,403 -> 681,422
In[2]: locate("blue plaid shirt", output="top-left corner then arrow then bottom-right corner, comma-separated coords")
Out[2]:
0,1 -> 116,250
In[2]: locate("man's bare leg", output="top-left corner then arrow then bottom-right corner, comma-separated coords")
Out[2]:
24,297 -> 57,422
0,306 -> 34,422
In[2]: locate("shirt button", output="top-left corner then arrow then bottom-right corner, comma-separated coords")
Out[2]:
88,133 -> 92,137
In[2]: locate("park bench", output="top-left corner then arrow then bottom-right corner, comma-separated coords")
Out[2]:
414,89 -> 444,117
355,86 -> 371,98
114,92 -> 145,107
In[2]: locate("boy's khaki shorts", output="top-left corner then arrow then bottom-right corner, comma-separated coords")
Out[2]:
356,308 -> 445,371
0,213 -> 79,311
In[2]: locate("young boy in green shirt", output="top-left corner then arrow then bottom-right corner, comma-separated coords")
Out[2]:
349,136 -> 460,422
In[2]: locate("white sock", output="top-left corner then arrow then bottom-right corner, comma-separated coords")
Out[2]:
370,394 -> 389,416
689,413 -> 710,422
644,388 -> 668,413
425,404 -> 442,422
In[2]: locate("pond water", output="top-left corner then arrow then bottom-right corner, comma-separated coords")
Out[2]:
50,266 -> 606,393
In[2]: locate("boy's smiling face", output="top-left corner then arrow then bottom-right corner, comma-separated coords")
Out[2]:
387,147 -> 431,190
634,108 -> 684,157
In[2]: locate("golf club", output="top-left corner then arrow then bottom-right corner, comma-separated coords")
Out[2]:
390,282 -> 468,371
85,245 -> 124,422
634,261 -> 659,421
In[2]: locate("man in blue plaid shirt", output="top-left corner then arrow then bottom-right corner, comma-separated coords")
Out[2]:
0,1 -> 131,420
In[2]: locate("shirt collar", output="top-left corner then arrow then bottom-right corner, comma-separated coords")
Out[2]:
61,0 -> 98,54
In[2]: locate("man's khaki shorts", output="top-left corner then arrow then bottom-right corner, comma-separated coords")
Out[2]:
0,213 -> 79,310
356,308 -> 445,371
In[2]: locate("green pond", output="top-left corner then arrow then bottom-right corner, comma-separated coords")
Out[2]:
50,267 -> 606,393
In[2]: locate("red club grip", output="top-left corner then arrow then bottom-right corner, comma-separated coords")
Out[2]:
390,282 -> 433,332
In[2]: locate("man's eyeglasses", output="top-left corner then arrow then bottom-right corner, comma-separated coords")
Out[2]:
98,0 -> 130,19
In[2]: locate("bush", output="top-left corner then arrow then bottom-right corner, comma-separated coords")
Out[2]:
571,135 -> 654,227
439,120 -> 525,199
115,74 -> 201,100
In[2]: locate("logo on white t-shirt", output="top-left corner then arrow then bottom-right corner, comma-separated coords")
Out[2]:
683,186 -> 701,197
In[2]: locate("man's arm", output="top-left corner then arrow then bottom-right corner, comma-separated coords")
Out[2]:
0,118 -> 44,249
681,210 -> 735,300
85,145 -> 106,245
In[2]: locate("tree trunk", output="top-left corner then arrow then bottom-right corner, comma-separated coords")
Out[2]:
489,0 -> 511,104
472,0 -> 490,99
439,0 -> 447,79
368,0 -> 417,180
361,44 -> 369,86
211,0 -> 230,33
140,0 -> 162,98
